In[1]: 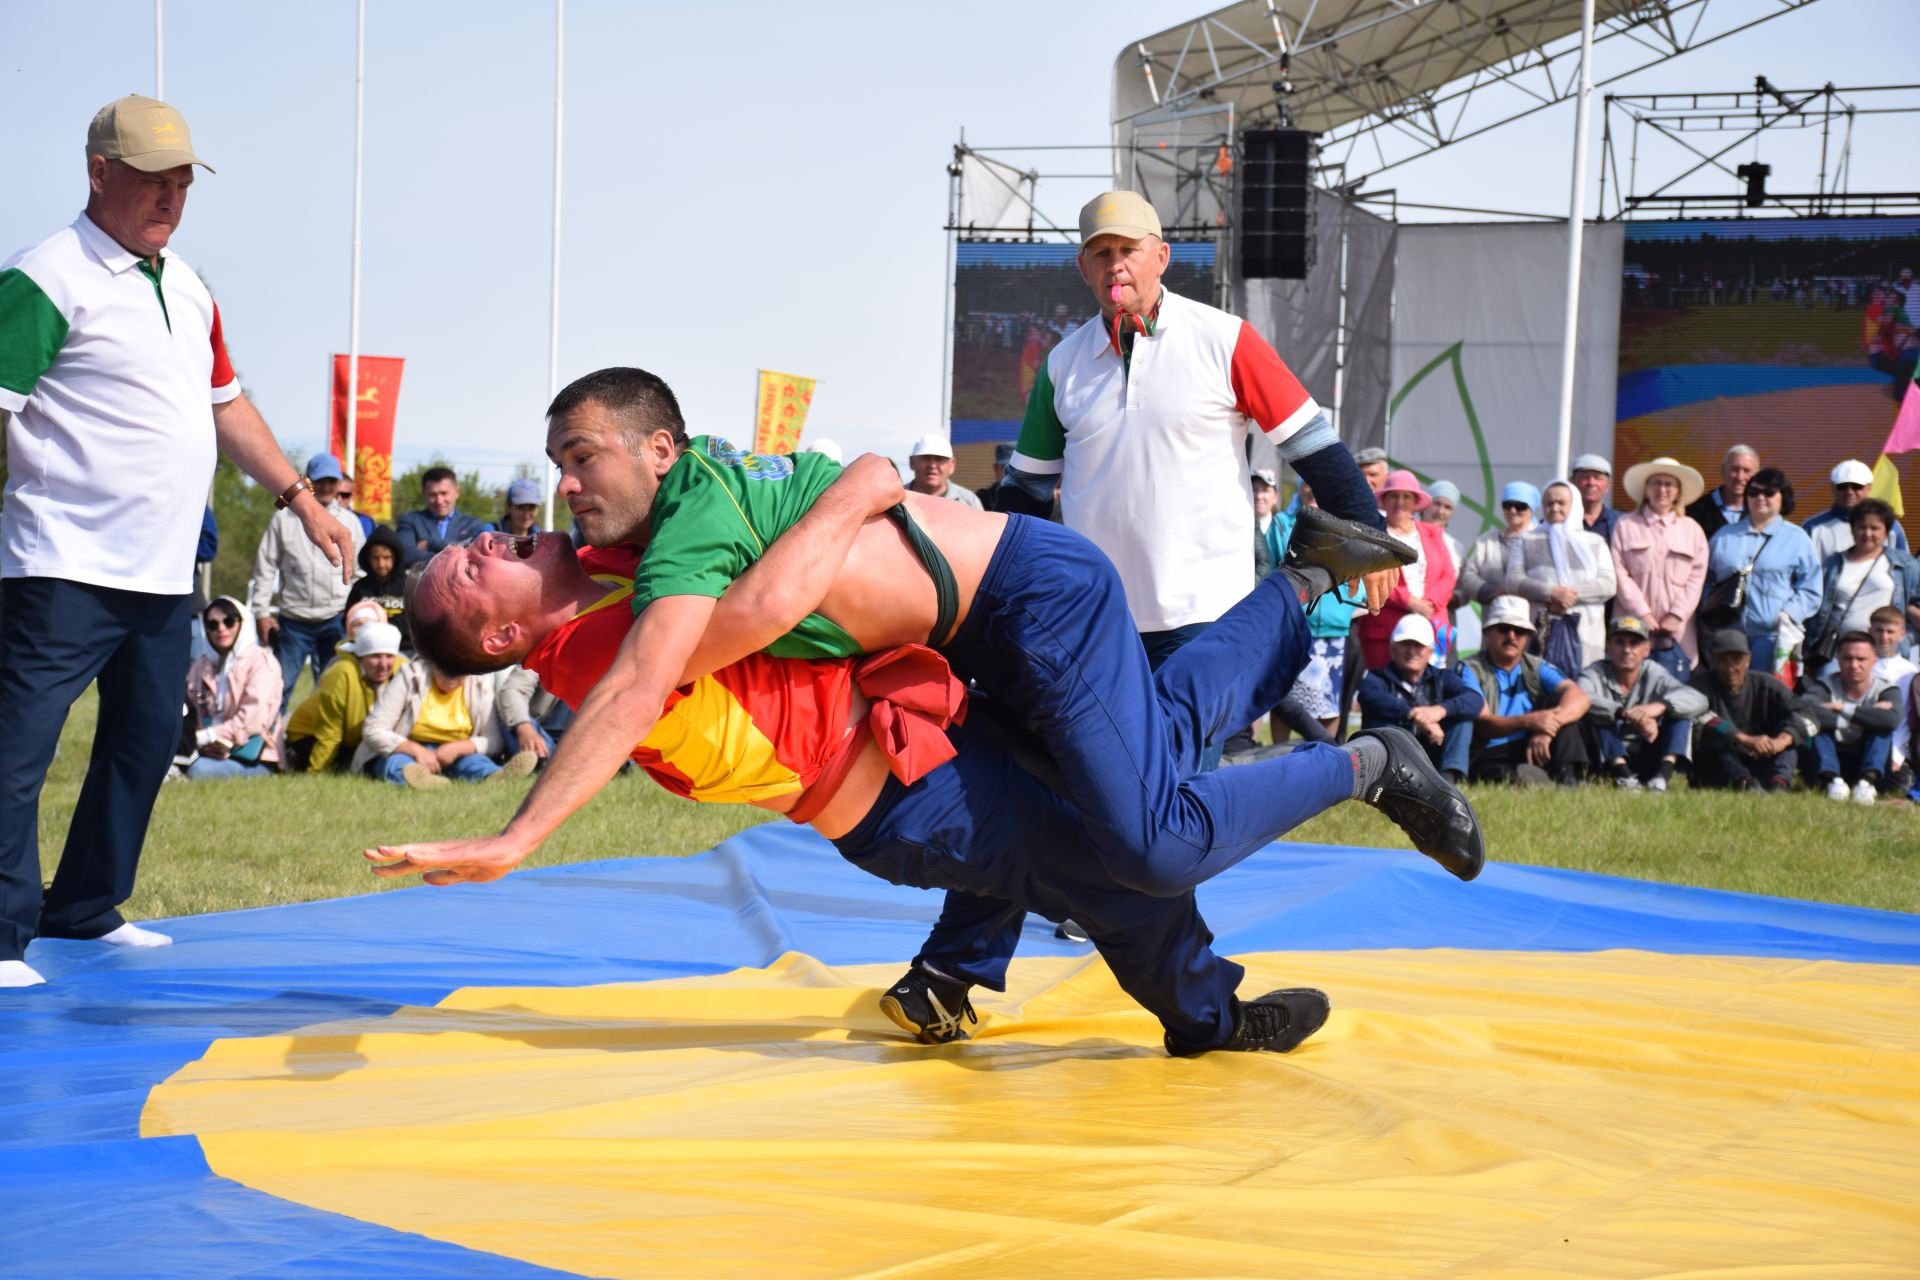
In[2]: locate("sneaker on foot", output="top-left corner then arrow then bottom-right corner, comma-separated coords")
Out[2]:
402,762 -> 450,791
1616,774 -> 1644,792
1351,727 -> 1485,880
1646,775 -> 1669,793
879,966 -> 978,1045
1765,775 -> 1792,794
0,959 -> 47,987
488,750 -> 539,781
100,922 -> 171,948
1824,777 -> 1849,801
1166,988 -> 1331,1057
1851,779 -> 1877,806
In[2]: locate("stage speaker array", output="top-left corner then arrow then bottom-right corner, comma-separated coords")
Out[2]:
1239,129 -> 1317,280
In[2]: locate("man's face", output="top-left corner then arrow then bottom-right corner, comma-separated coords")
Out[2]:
1484,623 -> 1530,667
420,530 -> 573,657
360,652 -> 398,686
1607,632 -> 1649,681
1426,496 -> 1454,526
1502,501 -> 1532,534
1572,469 -> 1610,508
1361,461 -> 1390,494
1722,451 -> 1758,500
422,478 -> 459,519
1710,648 -> 1750,692
1078,233 -> 1170,320
1837,641 -> 1875,690
547,402 -> 674,548
311,477 -> 341,507
1871,616 -> 1906,657
1833,482 -> 1866,513
367,544 -> 396,577
1391,639 -> 1431,680
908,453 -> 954,494
1540,486 -> 1573,524
338,480 -> 355,508
1253,482 -> 1278,517
87,157 -> 190,258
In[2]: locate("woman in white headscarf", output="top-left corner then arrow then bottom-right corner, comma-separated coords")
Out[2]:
181,596 -> 285,779
1509,479 -> 1618,669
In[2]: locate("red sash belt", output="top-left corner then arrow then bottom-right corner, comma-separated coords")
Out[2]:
785,644 -> 968,826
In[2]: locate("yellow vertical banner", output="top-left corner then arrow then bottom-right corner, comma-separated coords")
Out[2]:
754,369 -> 817,456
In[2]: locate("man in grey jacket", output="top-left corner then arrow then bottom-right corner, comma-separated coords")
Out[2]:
251,453 -> 366,711
1800,632 -> 1903,804
1577,615 -> 1707,792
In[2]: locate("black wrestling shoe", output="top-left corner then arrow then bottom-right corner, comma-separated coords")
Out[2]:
1352,726 -> 1486,881
1284,505 -> 1418,589
1165,988 -> 1331,1057
879,966 -> 978,1045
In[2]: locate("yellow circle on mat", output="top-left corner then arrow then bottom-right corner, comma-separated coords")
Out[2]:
142,949 -> 1920,1279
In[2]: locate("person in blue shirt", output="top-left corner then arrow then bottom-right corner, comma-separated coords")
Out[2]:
1704,467 -> 1821,671
1357,613 -> 1484,782
395,465 -> 493,565
1459,594 -> 1592,785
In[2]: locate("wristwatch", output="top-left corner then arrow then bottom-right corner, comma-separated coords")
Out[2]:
275,477 -> 313,510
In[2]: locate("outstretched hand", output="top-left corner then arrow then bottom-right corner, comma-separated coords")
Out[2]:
364,833 -> 534,886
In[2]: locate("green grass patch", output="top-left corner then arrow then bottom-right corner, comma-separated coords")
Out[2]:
36,686 -> 1919,922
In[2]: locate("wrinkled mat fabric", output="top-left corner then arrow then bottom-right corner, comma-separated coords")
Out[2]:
3,824 -> 1917,1278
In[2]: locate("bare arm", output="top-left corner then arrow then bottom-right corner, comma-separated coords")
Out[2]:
212,394 -> 354,583
366,593 -> 716,885
680,454 -> 904,684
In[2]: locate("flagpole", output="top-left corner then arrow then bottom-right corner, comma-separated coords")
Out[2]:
1552,0 -> 1597,481
154,0 -> 164,98
346,0 -> 366,481
544,0 -> 565,533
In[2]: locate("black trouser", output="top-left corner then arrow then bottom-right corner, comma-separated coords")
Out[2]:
1694,738 -> 1800,790
1468,728 -> 1589,785
0,578 -> 190,961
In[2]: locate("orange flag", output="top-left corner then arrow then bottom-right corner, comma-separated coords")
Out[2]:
754,370 -> 817,456
330,355 -> 405,522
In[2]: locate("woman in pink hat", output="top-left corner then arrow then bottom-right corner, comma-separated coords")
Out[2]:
1357,470 -> 1456,669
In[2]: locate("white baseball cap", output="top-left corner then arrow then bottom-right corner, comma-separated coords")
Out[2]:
909,435 -> 954,460
1251,468 -> 1278,489
1389,613 -> 1435,648
1483,595 -> 1537,633
1830,459 -> 1873,487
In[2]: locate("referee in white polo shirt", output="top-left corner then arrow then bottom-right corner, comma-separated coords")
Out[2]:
0,96 -> 354,987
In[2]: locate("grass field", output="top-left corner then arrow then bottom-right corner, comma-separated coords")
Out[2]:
1617,299 -> 1864,372
33,685 -> 1920,923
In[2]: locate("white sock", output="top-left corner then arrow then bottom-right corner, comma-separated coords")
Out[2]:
0,959 -> 46,987
100,922 -> 172,948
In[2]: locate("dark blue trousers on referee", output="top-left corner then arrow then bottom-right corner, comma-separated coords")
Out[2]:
0,578 -> 190,962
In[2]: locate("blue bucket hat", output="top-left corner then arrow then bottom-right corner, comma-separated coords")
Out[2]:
1499,481 -> 1541,510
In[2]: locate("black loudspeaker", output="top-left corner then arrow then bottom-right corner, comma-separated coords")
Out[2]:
1239,129 -> 1316,280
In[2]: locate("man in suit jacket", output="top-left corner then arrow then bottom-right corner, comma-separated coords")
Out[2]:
395,465 -> 493,565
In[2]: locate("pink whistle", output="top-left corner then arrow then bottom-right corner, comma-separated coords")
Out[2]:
1110,285 -> 1124,303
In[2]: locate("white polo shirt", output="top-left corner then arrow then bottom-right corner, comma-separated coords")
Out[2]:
1011,288 -> 1321,631
0,214 -> 238,595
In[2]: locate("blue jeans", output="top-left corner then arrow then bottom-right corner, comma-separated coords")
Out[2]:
1808,731 -> 1892,785
185,756 -> 275,781
1591,718 -> 1692,780
0,579 -> 190,960
1434,719 -> 1474,777
376,750 -> 500,785
1647,640 -> 1691,683
273,614 -> 345,713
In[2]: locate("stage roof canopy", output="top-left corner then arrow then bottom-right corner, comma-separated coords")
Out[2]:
1112,0 -> 1822,187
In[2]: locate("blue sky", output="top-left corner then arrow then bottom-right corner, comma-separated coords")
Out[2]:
3,0 -> 1908,487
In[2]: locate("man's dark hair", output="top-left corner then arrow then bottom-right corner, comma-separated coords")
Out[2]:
421,465 -> 458,489
1745,466 -> 1796,516
403,562 -> 507,678
1849,497 -> 1897,532
1838,631 -> 1875,652
547,367 -> 688,451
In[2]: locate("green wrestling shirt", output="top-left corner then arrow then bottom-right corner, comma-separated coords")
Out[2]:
632,435 -> 862,659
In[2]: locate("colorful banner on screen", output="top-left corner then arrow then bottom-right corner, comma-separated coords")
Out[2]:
754,370 -> 816,456
329,355 -> 405,523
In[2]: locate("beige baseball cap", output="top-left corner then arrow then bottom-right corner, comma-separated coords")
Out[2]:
87,95 -> 214,173
1079,190 -> 1161,245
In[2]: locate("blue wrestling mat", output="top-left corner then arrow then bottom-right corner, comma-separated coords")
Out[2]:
4,828 -> 1917,1278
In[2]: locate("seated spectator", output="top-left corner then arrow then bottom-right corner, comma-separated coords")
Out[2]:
1356,614 -> 1484,783
396,465 -> 493,566
1356,471 -> 1455,670
1803,459 -> 1909,561
1458,482 -> 1538,606
494,664 -> 557,765
1576,615 -> 1707,792
341,598 -> 388,644
1870,606 -> 1919,786
1460,595 -> 1592,786
344,526 -> 410,647
1704,467 -> 1819,671
1805,498 -> 1920,676
1800,632 -> 1902,804
1688,628 -> 1806,793
282,622 -> 407,773
182,597 -> 283,781
1510,478 -> 1617,670
353,655 -> 536,789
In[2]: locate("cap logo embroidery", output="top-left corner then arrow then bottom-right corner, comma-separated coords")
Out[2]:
153,121 -> 177,135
